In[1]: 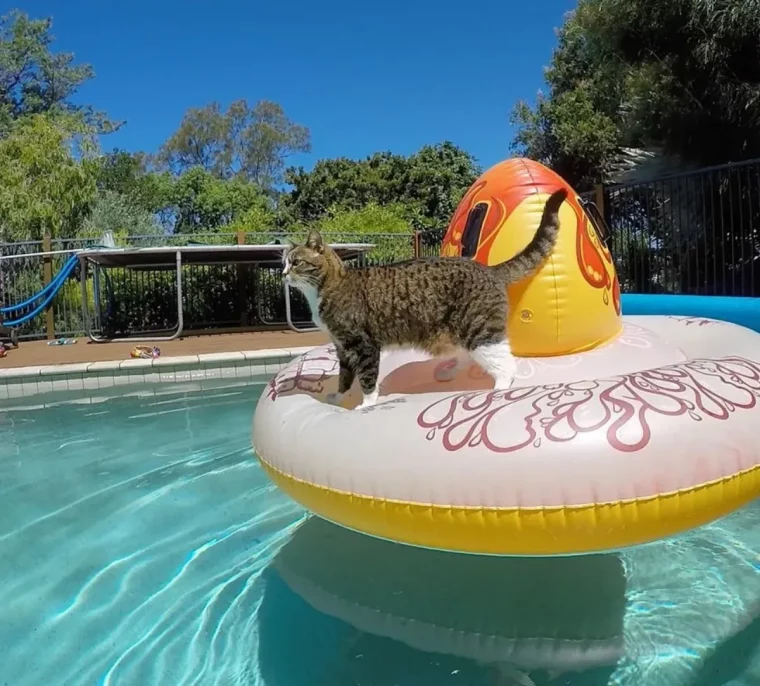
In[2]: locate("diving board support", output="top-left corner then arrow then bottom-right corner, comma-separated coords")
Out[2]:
79,249 -> 185,343
76,243 -> 373,343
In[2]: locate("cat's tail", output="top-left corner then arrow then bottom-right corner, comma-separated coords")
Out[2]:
492,187 -> 568,283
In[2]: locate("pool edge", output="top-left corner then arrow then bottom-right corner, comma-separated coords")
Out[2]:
0,345 -> 313,401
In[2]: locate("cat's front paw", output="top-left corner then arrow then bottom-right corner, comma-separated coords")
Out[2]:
356,393 -> 379,410
326,392 -> 345,406
493,375 -> 516,390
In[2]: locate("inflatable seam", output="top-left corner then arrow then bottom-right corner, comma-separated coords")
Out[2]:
256,451 -> 760,553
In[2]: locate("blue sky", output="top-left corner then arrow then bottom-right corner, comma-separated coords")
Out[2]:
17,0 -> 575,174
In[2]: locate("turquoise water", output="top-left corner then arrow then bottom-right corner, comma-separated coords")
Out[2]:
2,381 -> 760,685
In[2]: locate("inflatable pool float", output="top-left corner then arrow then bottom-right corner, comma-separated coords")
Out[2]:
270,516 -> 626,676
253,158 -> 760,555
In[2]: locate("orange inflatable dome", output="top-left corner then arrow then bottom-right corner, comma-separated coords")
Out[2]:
441,157 -> 622,357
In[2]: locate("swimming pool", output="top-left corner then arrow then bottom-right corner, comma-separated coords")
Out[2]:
2,379 -> 760,685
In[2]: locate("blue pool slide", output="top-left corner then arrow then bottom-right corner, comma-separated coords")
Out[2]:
1,254 -> 79,327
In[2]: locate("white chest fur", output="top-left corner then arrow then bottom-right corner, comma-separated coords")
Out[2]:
293,282 -> 325,330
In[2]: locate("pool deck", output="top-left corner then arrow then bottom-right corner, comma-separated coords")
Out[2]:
1,331 -> 329,370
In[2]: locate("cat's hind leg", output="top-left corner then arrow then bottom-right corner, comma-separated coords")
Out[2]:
469,338 -> 518,390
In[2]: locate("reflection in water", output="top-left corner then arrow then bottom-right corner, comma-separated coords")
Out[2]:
259,516 -> 626,685
258,508 -> 760,686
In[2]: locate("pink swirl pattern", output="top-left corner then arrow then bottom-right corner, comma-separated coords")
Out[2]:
417,357 -> 760,454
267,346 -> 338,402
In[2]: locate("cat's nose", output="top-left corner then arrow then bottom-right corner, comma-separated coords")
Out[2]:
282,264 -> 290,276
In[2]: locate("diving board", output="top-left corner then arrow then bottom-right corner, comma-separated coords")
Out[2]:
78,243 -> 374,343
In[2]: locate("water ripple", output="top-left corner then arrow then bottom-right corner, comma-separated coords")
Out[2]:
0,385 -> 303,686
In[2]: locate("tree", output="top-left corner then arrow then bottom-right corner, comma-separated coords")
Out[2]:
314,203 -> 414,262
95,149 -> 148,196
402,142 -> 483,230
510,0 -> 760,188
0,10 -> 118,136
511,90 -> 620,190
156,99 -> 311,189
283,142 -> 480,229
228,204 -> 277,235
0,113 -> 97,241
79,190 -> 163,242
95,149 -> 173,218
317,202 -> 410,235
168,166 -> 274,233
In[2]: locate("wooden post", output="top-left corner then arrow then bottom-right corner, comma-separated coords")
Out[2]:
42,233 -> 55,340
594,184 -> 606,221
413,230 -> 421,259
237,230 -> 249,327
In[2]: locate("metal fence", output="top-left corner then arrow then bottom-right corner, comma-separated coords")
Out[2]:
601,158 -> 760,296
0,231 -> 425,340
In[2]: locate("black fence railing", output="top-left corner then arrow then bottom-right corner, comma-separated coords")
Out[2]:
602,158 -> 760,296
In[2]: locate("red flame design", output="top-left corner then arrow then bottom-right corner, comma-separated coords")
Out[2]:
576,213 -> 612,291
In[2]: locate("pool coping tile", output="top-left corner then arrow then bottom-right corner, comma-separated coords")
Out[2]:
39,362 -> 91,376
87,360 -> 122,373
198,351 -> 246,364
119,358 -> 155,370
0,345 -> 313,395
152,354 -> 199,368
0,365 -> 42,379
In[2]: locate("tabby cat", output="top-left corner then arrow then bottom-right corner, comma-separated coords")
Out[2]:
283,188 -> 568,409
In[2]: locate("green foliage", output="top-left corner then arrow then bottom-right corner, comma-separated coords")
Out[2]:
511,89 -> 620,188
0,114 -> 97,241
404,142 -> 482,229
228,204 -> 277,234
168,167 -> 274,233
94,150 -> 279,235
511,0 -> 760,187
94,149 -> 174,222
95,149 -> 145,195
317,203 -> 410,235
283,142 -> 479,229
155,99 -> 311,189
80,190 -> 163,242
0,10 -> 118,136
310,203 -> 414,263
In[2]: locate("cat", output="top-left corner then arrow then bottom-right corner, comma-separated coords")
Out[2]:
283,188 -> 568,410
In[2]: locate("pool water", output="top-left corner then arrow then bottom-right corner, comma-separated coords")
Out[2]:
2,381 -> 760,686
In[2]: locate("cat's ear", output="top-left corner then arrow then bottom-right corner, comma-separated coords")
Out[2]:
306,230 -> 325,253
282,239 -> 296,264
